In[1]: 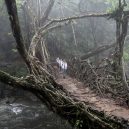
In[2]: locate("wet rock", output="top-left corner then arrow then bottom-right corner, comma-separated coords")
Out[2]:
0,97 -> 72,129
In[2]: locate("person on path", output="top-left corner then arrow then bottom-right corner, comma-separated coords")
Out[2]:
64,60 -> 67,78
61,60 -> 67,78
60,59 -> 63,73
64,60 -> 67,73
56,57 -> 60,70
56,57 -> 59,64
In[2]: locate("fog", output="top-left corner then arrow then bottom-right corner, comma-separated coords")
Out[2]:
0,0 -> 129,129
0,0 -> 117,62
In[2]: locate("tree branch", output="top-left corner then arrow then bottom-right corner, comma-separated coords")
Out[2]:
81,43 -> 116,60
51,13 -> 110,22
29,12 -> 111,56
42,12 -> 111,30
40,0 -> 55,25
29,21 -> 71,56
0,70 -> 28,89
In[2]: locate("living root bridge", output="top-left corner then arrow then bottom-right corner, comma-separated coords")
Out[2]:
0,70 -> 128,129
3,0 -> 129,128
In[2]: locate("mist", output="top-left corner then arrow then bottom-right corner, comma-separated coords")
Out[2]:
0,0 -> 129,129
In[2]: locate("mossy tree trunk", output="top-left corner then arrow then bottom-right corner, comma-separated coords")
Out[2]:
113,0 -> 129,91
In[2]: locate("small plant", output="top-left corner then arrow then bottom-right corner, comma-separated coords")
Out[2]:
75,119 -> 83,128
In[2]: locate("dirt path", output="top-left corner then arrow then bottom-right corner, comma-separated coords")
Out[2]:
56,75 -> 129,121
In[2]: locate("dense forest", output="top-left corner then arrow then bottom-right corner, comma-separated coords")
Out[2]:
1,0 -> 129,129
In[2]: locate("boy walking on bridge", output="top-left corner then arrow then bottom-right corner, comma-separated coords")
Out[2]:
62,60 -> 67,78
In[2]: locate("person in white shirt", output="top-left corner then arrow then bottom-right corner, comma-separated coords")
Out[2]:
64,61 -> 67,71
56,58 -> 68,78
62,60 -> 67,78
56,57 -> 60,71
56,57 -> 59,64
60,59 -> 63,72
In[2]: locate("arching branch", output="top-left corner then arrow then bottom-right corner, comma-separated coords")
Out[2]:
29,21 -> 71,56
29,12 -> 111,56
81,43 -> 116,60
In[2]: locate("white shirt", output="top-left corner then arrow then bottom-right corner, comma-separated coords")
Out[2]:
58,59 -> 61,66
56,58 -> 59,63
64,62 -> 67,70
61,60 -> 64,69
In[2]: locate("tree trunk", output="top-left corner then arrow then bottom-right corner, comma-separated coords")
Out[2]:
113,2 -> 129,91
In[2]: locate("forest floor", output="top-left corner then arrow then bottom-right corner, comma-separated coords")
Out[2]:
56,74 -> 129,121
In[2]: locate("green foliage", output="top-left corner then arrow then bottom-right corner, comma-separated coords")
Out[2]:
123,51 -> 129,61
12,48 -> 18,53
0,1 -> 6,17
123,44 -> 129,61
124,4 -> 129,11
105,0 -> 118,7
16,0 -> 23,7
0,0 -> 4,9
105,0 -> 129,12
7,32 -> 12,36
75,119 -> 83,128
104,0 -> 118,13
